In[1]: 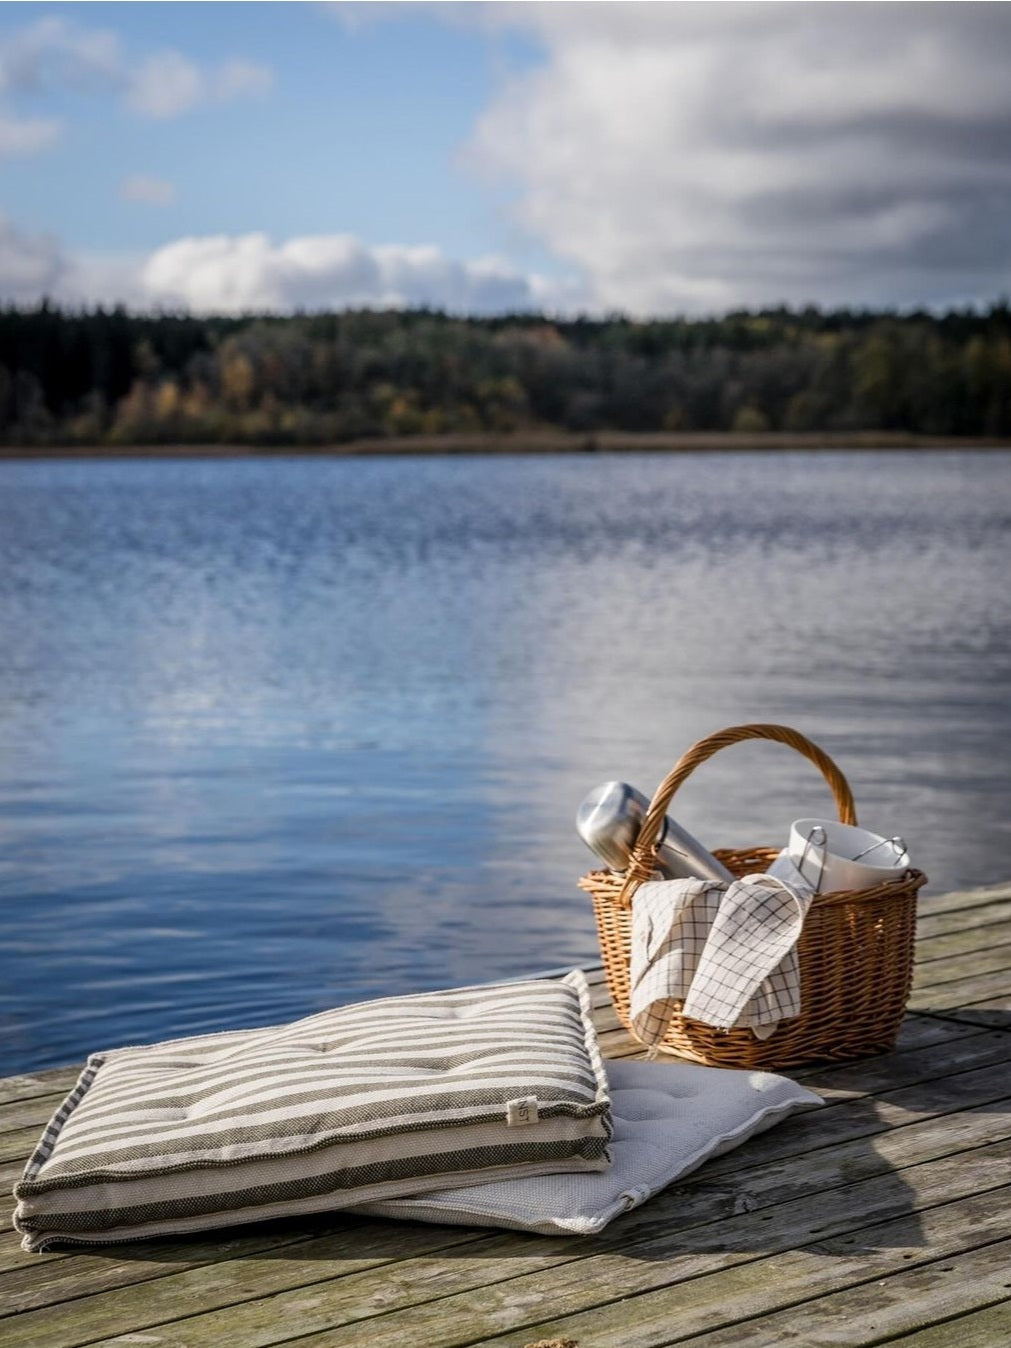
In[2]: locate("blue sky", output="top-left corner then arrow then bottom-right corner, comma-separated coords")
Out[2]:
4,4 -> 540,258
2,2 -> 1011,316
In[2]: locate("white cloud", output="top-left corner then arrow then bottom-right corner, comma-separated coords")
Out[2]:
0,213 -> 69,301
0,16 -> 122,96
0,113 -> 61,157
127,50 -> 204,119
8,4 -> 1011,316
0,16 -> 103,155
463,1 -> 1011,313
0,14 -> 273,128
119,174 -> 176,207
0,217 -> 572,315
0,212 -> 144,307
139,231 -> 560,314
215,58 -> 274,102
126,51 -> 273,119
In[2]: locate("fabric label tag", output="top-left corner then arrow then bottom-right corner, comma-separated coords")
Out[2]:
505,1096 -> 540,1127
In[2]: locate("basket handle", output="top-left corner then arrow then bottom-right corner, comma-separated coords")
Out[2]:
619,724 -> 858,898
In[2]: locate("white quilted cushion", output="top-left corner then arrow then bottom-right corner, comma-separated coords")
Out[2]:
353,1057 -> 821,1235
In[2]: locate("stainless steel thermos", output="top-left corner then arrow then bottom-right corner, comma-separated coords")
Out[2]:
576,781 -> 734,883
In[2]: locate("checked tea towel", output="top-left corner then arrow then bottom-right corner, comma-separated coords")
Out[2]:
629,865 -> 815,1046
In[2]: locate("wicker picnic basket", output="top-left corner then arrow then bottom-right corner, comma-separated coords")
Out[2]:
578,723 -> 928,1069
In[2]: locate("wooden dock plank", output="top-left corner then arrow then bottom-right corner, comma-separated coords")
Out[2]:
1,883 -> 1009,1348
915,883 -> 1011,917
0,1126 -> 54,1168
786,1022 -> 1006,1097
0,1218 -> 484,1315
171,1151 -> 1011,1348
911,943 -> 1011,988
459,1198 -> 1011,1348
924,997 -> 1011,1028
0,1069 -> 78,1108
650,1238 -> 1011,1348
881,1302 -> 1011,1347
0,1094 -> 72,1137
908,966 -> 1011,1011
915,899 -> 1011,942
914,918 -> 1011,961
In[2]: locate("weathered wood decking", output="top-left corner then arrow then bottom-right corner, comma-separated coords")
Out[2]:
2,882 -> 1010,1347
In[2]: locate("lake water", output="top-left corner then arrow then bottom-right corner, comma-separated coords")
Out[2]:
0,450 -> 1008,1074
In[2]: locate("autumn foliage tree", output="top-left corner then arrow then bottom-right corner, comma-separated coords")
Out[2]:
1,301 -> 1010,446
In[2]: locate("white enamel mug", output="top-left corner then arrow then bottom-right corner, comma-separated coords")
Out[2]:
789,818 -> 912,894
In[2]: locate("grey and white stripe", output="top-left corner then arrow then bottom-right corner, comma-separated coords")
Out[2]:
13,971 -> 611,1251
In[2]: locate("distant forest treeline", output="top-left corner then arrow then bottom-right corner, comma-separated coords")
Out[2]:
2,301 -> 1011,447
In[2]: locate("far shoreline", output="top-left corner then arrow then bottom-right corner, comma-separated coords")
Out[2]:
2,430 -> 1010,461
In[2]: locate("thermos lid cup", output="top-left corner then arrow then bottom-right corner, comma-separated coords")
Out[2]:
576,781 -> 644,871
576,780 -> 735,883
789,818 -> 911,893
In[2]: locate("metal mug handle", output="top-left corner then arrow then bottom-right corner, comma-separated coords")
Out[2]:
797,824 -> 828,890
850,835 -> 908,865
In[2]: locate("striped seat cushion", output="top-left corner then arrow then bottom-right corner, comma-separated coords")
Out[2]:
13,971 -> 611,1251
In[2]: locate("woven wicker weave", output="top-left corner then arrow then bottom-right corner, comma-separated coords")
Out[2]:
578,724 -> 928,1069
